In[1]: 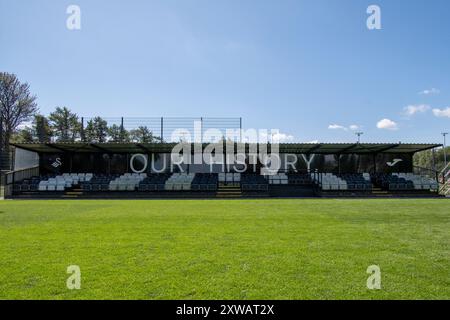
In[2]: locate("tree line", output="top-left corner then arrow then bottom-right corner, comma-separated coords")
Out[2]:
1,72 -> 161,149
10,107 -> 162,144
413,147 -> 449,172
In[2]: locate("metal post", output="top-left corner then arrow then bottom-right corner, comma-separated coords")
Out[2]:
432,147 -> 438,183
338,154 -> 341,174
442,132 -> 448,169
200,117 -> 203,144
120,117 -> 124,142
239,117 -> 242,143
81,117 -> 85,142
160,117 -> 163,142
355,132 -> 363,143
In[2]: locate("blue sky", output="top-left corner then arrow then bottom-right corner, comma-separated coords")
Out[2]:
1,0 -> 449,143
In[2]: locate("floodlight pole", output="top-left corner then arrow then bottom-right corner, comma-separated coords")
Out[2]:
443,132 -> 448,168
355,132 -> 363,143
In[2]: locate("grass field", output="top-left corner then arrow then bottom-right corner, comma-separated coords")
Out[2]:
0,199 -> 449,300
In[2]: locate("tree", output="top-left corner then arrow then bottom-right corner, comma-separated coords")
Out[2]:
10,127 -> 34,144
33,114 -> 52,143
413,147 -> 450,172
84,117 -> 108,143
108,124 -> 130,142
0,72 -> 38,149
129,126 -> 160,143
48,107 -> 81,142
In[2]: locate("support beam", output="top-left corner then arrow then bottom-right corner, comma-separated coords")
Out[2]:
373,144 -> 401,153
337,143 -> 360,154
412,144 -> 442,154
305,143 -> 322,154
45,143 -> 72,153
89,143 -> 111,153
136,143 -> 151,153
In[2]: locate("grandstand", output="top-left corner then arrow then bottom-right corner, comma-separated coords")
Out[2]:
2,140 -> 444,199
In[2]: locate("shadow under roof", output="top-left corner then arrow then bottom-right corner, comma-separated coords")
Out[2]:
10,142 -> 442,154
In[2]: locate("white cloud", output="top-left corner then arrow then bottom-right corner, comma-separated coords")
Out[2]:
419,88 -> 440,95
256,131 -> 295,143
272,132 -> 294,142
376,118 -> 398,130
432,107 -> 450,118
328,124 -> 347,131
403,104 -> 430,116
328,124 -> 361,131
306,140 -> 319,144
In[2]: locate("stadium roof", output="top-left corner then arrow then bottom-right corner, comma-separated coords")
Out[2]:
10,142 -> 441,154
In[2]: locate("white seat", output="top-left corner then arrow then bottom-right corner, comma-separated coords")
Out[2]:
109,183 -> 117,191
174,184 -> 182,190
165,183 -> 174,190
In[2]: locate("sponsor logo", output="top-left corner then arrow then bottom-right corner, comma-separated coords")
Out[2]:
51,158 -> 62,168
386,159 -> 403,167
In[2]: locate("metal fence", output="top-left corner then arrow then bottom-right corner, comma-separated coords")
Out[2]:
81,117 -> 242,143
0,165 -> 39,198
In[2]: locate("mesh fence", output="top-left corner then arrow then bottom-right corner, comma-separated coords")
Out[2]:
82,117 -> 242,142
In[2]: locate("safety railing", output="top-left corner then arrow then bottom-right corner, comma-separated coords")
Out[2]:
438,163 -> 450,196
0,165 -> 39,199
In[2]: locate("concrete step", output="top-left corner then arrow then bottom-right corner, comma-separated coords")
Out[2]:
65,191 -> 83,195
216,194 -> 242,198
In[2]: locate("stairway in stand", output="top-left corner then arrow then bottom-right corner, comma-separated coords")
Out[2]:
371,185 -> 391,197
62,187 -> 83,199
216,184 -> 242,198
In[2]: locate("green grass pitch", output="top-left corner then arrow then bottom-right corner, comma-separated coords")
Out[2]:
0,199 -> 448,300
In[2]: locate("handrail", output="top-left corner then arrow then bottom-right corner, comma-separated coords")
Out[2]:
2,165 -> 40,185
1,165 -> 40,199
437,163 -> 450,196
413,165 -> 439,174
440,162 -> 450,178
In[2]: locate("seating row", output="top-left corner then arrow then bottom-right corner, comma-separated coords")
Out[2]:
219,173 -> 241,185
392,173 -> 438,191
38,173 -> 94,191
241,174 -> 268,191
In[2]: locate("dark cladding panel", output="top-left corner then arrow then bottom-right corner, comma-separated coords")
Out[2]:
40,153 -> 68,174
72,153 -> 94,173
376,153 -> 413,173
356,154 -> 376,173
110,154 -> 128,174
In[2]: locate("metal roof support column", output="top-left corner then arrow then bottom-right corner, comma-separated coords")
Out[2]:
161,117 -> 164,142
120,117 -> 124,143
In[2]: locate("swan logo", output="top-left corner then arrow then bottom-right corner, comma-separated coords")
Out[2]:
51,158 -> 62,168
386,159 -> 403,167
